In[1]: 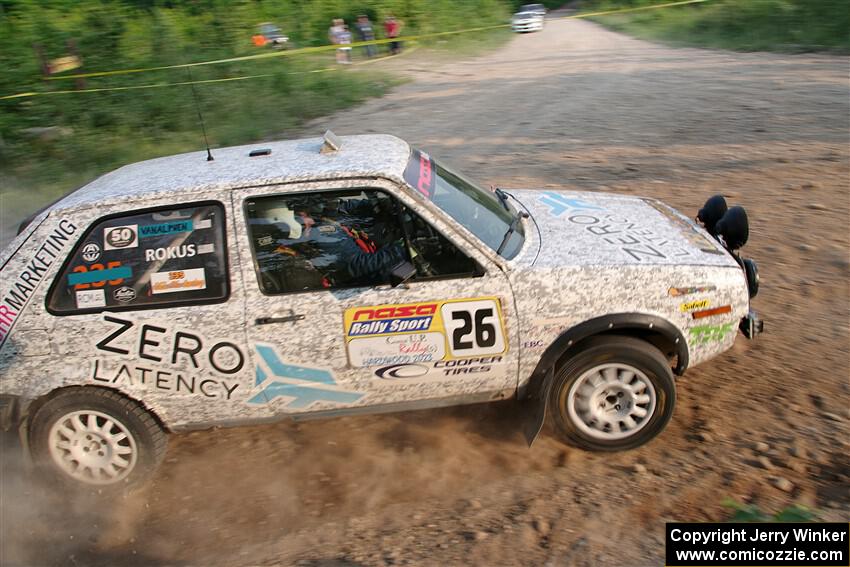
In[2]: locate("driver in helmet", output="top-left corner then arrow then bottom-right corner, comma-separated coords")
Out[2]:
306,195 -> 407,286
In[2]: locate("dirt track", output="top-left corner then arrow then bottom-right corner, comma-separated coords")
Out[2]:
2,15 -> 849,567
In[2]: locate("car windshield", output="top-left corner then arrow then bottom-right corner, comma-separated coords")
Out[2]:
522,4 -> 544,11
403,149 -> 525,259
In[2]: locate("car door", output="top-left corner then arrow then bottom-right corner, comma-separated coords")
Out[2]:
232,178 -> 519,417
43,197 -> 260,429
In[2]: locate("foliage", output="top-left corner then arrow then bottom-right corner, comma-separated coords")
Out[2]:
722,498 -> 820,523
578,0 -> 850,53
509,0 -> 564,10
0,0 -> 512,227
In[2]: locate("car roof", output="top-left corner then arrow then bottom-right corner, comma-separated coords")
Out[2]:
50,134 -> 411,213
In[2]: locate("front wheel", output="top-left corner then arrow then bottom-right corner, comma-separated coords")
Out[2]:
548,336 -> 676,451
29,387 -> 167,490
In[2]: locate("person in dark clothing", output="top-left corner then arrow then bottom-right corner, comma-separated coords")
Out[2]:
355,15 -> 376,58
303,195 -> 407,286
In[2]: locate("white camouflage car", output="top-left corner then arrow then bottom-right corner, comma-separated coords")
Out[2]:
512,10 -> 544,33
0,132 -> 761,489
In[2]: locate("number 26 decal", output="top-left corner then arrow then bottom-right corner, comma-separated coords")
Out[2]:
441,299 -> 506,357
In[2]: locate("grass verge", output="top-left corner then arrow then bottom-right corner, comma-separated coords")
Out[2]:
0,27 -> 514,245
0,58 -> 399,242
582,0 -> 850,54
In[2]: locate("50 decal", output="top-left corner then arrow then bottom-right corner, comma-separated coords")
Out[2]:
104,225 -> 138,250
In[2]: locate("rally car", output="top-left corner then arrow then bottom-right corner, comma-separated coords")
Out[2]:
0,132 -> 761,489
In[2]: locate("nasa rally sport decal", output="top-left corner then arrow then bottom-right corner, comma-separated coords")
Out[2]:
343,297 -> 507,368
103,225 -> 138,250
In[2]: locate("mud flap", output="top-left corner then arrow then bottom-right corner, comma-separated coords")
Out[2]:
522,366 -> 555,447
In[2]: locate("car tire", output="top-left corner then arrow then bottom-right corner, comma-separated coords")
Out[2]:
29,387 -> 167,490
548,335 -> 675,451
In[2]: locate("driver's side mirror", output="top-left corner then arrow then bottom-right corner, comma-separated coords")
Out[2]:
389,261 -> 416,288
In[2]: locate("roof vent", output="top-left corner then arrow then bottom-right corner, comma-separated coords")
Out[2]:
249,148 -> 272,157
320,130 -> 342,154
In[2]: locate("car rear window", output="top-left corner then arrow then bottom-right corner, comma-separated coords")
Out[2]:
47,202 -> 229,315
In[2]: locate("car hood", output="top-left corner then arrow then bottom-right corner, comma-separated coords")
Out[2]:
510,189 -> 739,268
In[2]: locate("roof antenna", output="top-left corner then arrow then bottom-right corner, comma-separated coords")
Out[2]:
187,67 -> 214,161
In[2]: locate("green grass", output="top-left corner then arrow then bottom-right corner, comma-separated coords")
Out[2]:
582,0 -> 850,53
0,34 -> 516,238
419,26 -> 515,61
0,60 -> 401,235
0,0 -> 515,238
723,499 -> 819,523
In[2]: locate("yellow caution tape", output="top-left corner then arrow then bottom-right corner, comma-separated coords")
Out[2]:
0,0 -> 708,100
567,0 -> 708,19
42,27 -> 501,82
41,0 -> 708,81
0,46 -> 417,101
0,71 -> 322,100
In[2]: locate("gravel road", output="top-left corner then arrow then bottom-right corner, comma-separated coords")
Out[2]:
3,15 -> 848,567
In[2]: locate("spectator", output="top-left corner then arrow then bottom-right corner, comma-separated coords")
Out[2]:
384,15 -> 403,55
329,19 -> 351,64
355,15 -> 376,58
338,24 -> 352,64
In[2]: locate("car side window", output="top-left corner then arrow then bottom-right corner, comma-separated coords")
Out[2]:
47,202 -> 228,314
245,189 -> 479,294
401,205 -> 481,281
247,189 -> 406,293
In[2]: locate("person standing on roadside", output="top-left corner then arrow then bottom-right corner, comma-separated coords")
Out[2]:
329,19 -> 351,64
384,14 -> 403,55
338,24 -> 353,64
355,15 -> 376,58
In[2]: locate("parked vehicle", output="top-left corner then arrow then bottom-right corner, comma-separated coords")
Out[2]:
0,132 -> 762,489
520,3 -> 547,17
512,11 -> 545,33
253,22 -> 289,48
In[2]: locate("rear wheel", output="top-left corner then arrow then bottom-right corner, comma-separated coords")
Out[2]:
548,336 -> 676,451
29,388 -> 167,490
